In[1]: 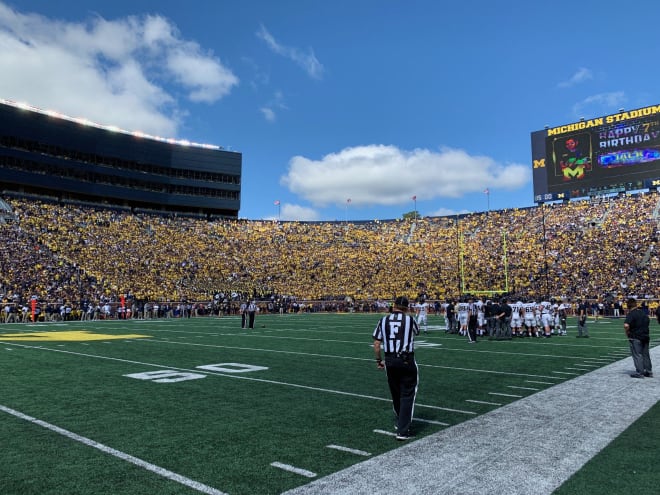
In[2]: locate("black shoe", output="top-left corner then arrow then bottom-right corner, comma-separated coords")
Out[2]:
630,373 -> 644,378
644,372 -> 653,378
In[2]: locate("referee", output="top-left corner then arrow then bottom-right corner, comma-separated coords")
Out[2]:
373,296 -> 420,440
247,300 -> 258,328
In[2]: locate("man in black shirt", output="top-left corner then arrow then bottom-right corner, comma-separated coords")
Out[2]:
373,296 -> 420,440
577,299 -> 589,337
485,300 -> 497,338
624,298 -> 652,378
445,299 -> 456,334
499,298 -> 513,339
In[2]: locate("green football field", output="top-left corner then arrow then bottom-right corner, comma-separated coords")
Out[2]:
0,313 -> 656,495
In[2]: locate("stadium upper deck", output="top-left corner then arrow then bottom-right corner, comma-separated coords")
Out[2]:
0,99 -> 241,218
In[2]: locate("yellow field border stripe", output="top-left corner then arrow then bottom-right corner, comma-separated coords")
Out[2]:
0,331 -> 151,341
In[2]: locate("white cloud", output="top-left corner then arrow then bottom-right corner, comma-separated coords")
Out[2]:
558,67 -> 593,88
271,203 -> 320,221
166,46 -> 239,103
260,107 -> 276,122
572,91 -> 626,118
280,144 -> 530,207
428,207 -> 471,217
0,3 -> 238,137
256,23 -> 324,79
259,90 -> 288,122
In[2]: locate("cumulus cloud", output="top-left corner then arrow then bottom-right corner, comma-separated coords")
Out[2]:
572,91 -> 626,118
0,2 -> 238,136
166,46 -> 238,103
280,144 -> 530,207
265,203 -> 320,221
256,23 -> 324,79
557,67 -> 593,88
281,203 -> 320,221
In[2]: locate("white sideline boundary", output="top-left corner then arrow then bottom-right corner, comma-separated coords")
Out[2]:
283,346 -> 660,495
0,405 -> 228,495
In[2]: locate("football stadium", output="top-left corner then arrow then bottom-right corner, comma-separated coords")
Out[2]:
1,99 -> 660,495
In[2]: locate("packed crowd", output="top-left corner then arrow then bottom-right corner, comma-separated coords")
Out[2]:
0,191 -> 659,316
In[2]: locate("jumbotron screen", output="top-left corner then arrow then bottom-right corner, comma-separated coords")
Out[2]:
531,103 -> 660,202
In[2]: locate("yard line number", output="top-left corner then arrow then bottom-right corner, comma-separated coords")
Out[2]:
124,363 -> 268,383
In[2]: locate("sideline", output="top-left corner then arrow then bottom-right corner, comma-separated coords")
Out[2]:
283,346 -> 660,495
0,404 -> 228,495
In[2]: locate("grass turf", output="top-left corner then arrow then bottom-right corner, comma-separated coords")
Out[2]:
0,313 -> 655,494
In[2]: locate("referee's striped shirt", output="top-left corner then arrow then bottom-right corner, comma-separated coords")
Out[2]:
373,311 -> 420,354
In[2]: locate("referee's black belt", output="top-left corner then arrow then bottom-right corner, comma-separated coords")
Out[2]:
384,352 -> 414,357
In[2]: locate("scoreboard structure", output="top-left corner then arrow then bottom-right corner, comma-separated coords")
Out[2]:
531,104 -> 660,202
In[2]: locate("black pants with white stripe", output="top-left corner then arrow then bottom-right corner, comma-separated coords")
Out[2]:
468,315 -> 478,342
384,355 -> 419,435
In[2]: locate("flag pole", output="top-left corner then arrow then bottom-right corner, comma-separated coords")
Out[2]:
274,200 -> 280,221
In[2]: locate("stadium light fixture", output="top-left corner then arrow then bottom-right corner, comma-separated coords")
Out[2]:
0,97 -> 225,151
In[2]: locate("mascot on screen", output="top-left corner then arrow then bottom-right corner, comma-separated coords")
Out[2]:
553,134 -> 592,181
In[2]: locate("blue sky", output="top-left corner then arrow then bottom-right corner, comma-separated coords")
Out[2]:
1,0 -> 659,221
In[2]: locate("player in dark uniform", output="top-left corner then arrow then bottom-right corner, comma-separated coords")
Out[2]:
239,301 -> 247,328
466,296 -> 478,343
577,299 -> 589,337
445,299 -> 456,333
485,300 -> 497,338
373,296 -> 420,440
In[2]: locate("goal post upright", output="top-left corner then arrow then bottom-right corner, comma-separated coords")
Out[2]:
459,224 -> 510,296
503,229 -> 509,293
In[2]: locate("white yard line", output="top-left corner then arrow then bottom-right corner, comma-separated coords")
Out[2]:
0,404 -> 227,495
465,399 -> 502,406
373,429 -> 396,438
141,338 -> 586,380
507,385 -> 539,391
0,342 -> 476,415
271,462 -> 317,478
326,445 -> 371,456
